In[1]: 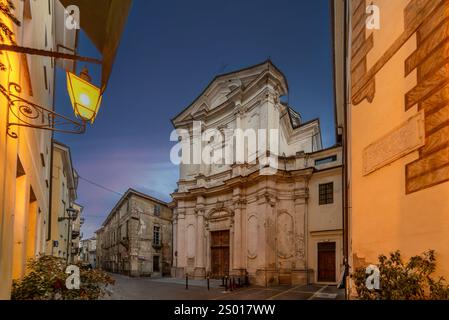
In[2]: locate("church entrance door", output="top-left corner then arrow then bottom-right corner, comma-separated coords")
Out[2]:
210,230 -> 230,278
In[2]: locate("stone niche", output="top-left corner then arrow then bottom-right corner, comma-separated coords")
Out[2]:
186,224 -> 196,258
277,211 -> 294,259
247,215 -> 258,259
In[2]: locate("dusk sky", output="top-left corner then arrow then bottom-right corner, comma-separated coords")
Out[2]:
55,0 -> 335,239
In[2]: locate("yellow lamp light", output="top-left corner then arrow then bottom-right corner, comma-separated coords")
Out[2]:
66,68 -> 103,124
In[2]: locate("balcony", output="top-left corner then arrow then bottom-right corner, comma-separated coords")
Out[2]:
152,242 -> 162,250
72,230 -> 80,239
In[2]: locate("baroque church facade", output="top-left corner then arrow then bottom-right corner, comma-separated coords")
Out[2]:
170,61 -> 343,286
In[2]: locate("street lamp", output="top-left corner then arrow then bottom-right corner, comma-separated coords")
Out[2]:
66,67 -> 103,124
59,207 -> 78,264
1,65 -> 104,138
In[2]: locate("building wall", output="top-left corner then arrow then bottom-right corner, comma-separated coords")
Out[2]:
0,0 -> 66,299
98,190 -> 173,277
308,162 -> 344,284
80,237 -> 96,268
70,203 -> 83,263
173,148 -> 343,286
348,0 -> 449,291
46,143 -> 77,261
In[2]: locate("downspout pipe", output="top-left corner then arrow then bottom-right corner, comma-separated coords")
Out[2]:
343,0 -> 352,299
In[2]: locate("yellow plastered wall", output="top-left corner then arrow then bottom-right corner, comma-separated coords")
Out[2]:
0,0 -> 54,299
349,0 -> 449,278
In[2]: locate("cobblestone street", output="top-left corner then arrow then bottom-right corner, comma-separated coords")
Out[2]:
104,274 -> 345,300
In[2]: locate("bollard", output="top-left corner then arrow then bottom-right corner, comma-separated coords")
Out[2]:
238,277 -> 241,287
230,277 -> 233,291
186,274 -> 188,290
207,275 -> 210,291
222,276 -> 225,287
224,276 -> 228,291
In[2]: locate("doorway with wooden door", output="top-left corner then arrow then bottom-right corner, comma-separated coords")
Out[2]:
210,230 -> 230,279
317,242 -> 336,282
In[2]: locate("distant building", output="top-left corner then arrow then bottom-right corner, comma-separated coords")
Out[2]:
70,203 -> 84,263
96,189 -> 173,277
46,141 -> 78,262
80,237 -> 97,268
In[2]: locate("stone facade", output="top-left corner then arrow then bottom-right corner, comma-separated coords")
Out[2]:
171,61 -> 343,286
96,189 -> 172,277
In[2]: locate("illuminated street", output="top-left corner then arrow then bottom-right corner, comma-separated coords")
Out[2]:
104,274 -> 345,300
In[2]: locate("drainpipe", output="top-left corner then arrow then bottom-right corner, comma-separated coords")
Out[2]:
343,0 -> 352,299
47,126 -> 55,244
66,218 -> 71,264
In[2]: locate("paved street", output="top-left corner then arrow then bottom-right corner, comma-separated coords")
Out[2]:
104,274 -> 345,300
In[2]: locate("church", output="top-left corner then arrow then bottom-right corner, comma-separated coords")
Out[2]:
170,60 -> 343,286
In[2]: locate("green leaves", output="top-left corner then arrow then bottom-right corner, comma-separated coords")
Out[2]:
354,250 -> 449,300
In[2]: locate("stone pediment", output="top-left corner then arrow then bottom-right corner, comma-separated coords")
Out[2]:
171,60 -> 288,126
207,207 -> 233,221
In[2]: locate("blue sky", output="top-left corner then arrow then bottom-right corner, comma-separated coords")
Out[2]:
55,0 -> 335,238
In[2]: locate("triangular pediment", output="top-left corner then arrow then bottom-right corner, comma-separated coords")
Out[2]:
171,60 -> 288,126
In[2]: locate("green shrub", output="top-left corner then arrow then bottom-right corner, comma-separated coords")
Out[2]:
11,255 -> 115,300
354,250 -> 449,300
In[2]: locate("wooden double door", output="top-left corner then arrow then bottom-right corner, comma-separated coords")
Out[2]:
210,230 -> 230,278
317,242 -> 336,282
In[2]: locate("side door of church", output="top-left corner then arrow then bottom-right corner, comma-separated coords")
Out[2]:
317,242 -> 336,282
210,230 -> 230,278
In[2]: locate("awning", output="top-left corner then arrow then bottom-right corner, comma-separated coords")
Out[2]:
59,0 -> 133,92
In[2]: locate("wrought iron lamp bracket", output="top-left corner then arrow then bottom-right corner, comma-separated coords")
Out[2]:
0,82 -> 86,139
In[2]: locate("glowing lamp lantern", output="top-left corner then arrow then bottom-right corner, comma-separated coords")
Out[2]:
66,68 -> 103,124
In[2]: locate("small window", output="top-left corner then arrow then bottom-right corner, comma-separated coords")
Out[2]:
319,182 -> 334,205
315,155 -> 337,166
153,226 -> 161,246
154,205 -> 161,216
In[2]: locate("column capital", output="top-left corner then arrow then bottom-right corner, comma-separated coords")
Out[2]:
257,191 -> 277,207
177,209 -> 186,219
194,207 -> 206,217
232,197 -> 247,208
264,88 -> 279,104
234,104 -> 248,118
